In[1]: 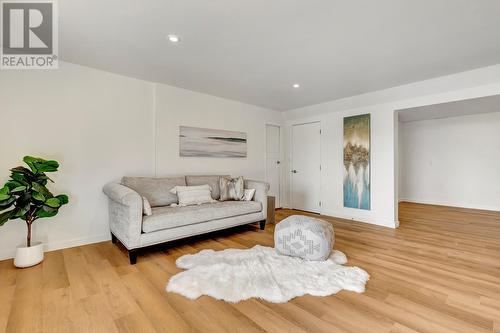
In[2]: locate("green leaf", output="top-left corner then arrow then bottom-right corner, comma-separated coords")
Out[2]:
10,186 -> 27,193
36,208 -> 58,218
0,196 -> 16,208
0,193 -> 10,201
56,194 -> 69,205
0,186 -> 9,195
24,156 -> 59,173
0,210 -> 15,226
11,172 -> 28,184
23,156 -> 39,163
45,197 -> 61,208
5,181 -> 22,190
32,192 -> 46,202
37,175 -> 54,183
10,166 -> 35,176
35,160 -> 59,173
31,182 -> 52,198
13,206 -> 29,219
23,156 -> 41,173
42,205 -> 56,212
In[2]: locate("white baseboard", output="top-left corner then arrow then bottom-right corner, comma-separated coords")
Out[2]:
399,198 -> 500,212
321,210 -> 397,229
279,205 -> 397,228
0,233 -> 110,261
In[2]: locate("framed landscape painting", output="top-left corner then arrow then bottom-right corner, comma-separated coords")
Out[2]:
179,126 -> 247,157
343,114 -> 370,210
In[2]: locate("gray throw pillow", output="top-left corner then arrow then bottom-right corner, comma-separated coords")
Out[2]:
219,176 -> 244,201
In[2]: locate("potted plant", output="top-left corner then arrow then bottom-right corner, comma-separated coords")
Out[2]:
0,156 -> 68,268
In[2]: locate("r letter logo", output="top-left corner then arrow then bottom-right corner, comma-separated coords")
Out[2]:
1,1 -> 58,69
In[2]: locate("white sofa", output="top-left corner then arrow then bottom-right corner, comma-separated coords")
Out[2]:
103,175 -> 269,264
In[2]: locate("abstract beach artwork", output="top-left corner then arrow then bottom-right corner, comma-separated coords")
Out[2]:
343,114 -> 370,210
179,126 -> 247,157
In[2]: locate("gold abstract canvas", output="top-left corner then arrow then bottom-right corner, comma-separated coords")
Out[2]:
343,114 -> 370,210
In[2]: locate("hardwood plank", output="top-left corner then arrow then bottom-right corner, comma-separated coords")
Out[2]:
232,300 -> 307,333
120,271 -> 191,333
62,247 -> 100,300
5,264 -> 44,332
0,285 -> 15,332
42,250 -> 69,291
115,311 -> 157,333
85,258 -> 141,319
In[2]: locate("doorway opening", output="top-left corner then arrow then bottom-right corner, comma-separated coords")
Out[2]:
396,94 -> 500,214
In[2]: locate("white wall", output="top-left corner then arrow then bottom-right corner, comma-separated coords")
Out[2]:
399,112 -> 500,211
282,64 -> 500,228
154,83 -> 283,180
0,62 -> 155,259
0,63 -> 282,260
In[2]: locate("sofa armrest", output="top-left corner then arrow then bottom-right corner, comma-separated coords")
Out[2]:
103,182 -> 142,207
244,180 -> 269,220
103,182 -> 142,249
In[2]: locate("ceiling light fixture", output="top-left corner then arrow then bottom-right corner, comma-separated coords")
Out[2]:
167,34 -> 181,43
293,83 -> 300,88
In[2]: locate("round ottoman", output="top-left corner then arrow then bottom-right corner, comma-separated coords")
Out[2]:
274,215 -> 334,261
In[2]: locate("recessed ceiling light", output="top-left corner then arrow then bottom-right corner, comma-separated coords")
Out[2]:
167,34 -> 181,43
293,83 -> 300,88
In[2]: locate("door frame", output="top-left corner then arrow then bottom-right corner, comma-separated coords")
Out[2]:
265,123 -> 283,208
290,121 -> 322,213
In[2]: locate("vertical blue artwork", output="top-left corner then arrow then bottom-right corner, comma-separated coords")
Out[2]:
343,114 -> 370,210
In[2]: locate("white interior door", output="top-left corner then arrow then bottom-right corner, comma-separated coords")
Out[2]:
291,122 -> 321,213
266,125 -> 281,207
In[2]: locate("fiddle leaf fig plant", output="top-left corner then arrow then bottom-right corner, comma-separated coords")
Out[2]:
0,156 -> 69,247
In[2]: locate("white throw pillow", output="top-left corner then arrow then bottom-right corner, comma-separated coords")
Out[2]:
142,196 -> 152,216
170,185 -> 215,206
242,188 -> 256,201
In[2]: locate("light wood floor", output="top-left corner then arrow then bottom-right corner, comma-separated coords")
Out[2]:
1,202 -> 500,333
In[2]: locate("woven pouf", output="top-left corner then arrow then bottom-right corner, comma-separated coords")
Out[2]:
274,215 -> 334,261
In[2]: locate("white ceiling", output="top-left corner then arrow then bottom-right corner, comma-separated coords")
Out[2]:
398,94 -> 500,122
60,0 -> 500,111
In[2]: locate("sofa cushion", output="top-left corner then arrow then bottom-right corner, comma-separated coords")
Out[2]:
142,200 -> 262,233
185,175 -> 229,200
122,176 -> 186,207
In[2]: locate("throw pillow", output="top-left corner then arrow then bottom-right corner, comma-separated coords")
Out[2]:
142,196 -> 152,216
242,188 -> 256,201
219,176 -> 244,201
170,185 -> 215,206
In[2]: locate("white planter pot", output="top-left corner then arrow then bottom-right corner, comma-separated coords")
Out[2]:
14,241 -> 44,268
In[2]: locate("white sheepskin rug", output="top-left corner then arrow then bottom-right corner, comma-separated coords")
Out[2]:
166,245 -> 369,303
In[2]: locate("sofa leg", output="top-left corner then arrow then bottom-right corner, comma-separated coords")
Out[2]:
259,220 -> 266,230
111,233 -> 117,244
129,249 -> 138,265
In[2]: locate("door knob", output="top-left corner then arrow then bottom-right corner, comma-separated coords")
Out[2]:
291,170 -> 298,173
277,161 -> 281,165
